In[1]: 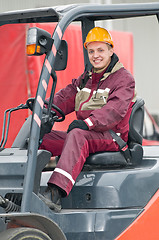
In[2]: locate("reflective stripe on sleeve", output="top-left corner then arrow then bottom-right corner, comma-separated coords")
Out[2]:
84,117 -> 93,127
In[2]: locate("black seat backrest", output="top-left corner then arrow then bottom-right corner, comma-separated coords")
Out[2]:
128,97 -> 145,146
85,97 -> 145,167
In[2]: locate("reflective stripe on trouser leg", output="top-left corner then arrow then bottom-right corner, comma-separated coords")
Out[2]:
54,168 -> 75,185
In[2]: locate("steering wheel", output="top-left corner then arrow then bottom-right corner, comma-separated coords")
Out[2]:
44,100 -> 65,122
26,98 -> 65,122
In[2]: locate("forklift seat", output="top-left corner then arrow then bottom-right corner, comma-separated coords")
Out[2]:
85,97 -> 145,167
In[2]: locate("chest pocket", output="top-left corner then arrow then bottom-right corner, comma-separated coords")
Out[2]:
75,87 -> 91,111
81,88 -> 110,111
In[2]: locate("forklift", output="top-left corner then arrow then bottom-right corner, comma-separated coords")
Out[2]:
0,3 -> 159,240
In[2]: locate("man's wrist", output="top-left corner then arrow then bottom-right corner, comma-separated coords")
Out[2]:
84,117 -> 94,130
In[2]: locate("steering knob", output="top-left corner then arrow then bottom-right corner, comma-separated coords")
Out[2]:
26,98 -> 35,111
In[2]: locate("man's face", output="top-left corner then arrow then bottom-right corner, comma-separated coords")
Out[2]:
87,41 -> 114,70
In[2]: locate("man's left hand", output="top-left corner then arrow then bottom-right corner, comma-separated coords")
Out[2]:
67,120 -> 89,133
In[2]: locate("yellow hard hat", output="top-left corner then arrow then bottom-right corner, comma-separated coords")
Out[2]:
84,27 -> 114,48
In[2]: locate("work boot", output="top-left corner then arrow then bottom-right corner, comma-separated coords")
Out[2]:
39,185 -> 62,212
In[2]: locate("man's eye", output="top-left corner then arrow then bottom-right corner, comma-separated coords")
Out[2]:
98,49 -> 104,52
89,50 -> 94,54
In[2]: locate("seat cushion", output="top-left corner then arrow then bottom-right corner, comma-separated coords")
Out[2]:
85,151 -> 128,166
85,143 -> 143,167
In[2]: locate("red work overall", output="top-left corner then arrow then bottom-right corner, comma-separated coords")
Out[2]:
40,54 -> 135,196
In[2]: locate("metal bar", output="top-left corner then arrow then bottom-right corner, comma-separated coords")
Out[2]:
81,18 -> 94,71
47,70 -> 57,116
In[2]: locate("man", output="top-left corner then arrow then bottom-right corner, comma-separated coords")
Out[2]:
39,27 -> 135,211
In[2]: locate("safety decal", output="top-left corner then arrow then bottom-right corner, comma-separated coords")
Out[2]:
42,79 -> 47,92
34,113 -> 41,127
52,44 -> 56,57
37,95 -> 44,109
56,25 -> 62,40
45,59 -> 52,74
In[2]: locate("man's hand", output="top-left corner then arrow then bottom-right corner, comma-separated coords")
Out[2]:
67,120 -> 89,133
